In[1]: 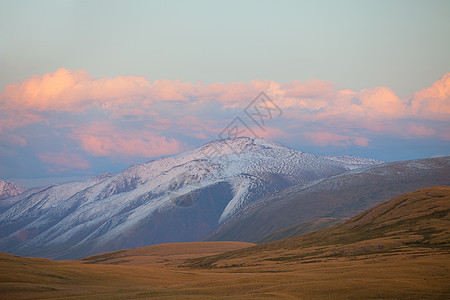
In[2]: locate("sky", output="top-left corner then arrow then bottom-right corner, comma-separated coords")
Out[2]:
0,0 -> 449,187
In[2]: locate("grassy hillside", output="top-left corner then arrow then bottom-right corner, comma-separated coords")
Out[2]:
256,217 -> 347,243
1,186 -> 449,299
80,241 -> 254,267
0,242 -> 256,299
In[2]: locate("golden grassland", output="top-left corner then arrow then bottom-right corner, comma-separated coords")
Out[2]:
79,241 -> 255,267
1,186 -> 449,299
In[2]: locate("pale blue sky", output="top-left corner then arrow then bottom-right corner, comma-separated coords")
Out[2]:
1,0 -> 449,97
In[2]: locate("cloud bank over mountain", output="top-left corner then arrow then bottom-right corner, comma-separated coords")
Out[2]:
1,69 -> 449,181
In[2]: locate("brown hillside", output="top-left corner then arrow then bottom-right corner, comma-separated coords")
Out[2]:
80,241 -> 254,267
257,217 -> 348,243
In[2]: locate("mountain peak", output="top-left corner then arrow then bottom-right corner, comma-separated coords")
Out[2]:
0,180 -> 27,200
196,137 -> 287,157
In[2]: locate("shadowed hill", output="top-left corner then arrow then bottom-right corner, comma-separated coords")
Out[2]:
187,186 -> 450,269
256,217 -> 348,243
208,157 -> 450,242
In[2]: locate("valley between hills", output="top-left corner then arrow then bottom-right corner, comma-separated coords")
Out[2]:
1,186 -> 449,299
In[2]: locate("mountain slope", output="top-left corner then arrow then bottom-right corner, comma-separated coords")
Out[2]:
208,156 -> 450,242
0,181 -> 27,203
0,137 -> 380,259
256,217 -> 347,243
187,186 -> 450,269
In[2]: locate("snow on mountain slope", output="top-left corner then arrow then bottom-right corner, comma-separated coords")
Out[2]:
207,156 -> 450,242
0,181 -> 27,207
0,137 -> 382,259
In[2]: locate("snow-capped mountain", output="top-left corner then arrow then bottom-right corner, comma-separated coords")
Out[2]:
0,181 -> 27,202
0,137 -> 382,259
208,156 -> 450,242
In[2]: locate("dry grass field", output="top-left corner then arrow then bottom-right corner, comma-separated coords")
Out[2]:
1,186 -> 449,299
79,241 -> 255,267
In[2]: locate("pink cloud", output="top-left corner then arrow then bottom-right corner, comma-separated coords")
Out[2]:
411,73 -> 450,118
305,131 -> 369,147
2,68 -> 151,112
149,79 -> 193,101
0,131 -> 27,147
357,87 -> 406,116
296,86 -> 406,120
38,151 -> 90,173
407,125 -> 436,138
1,69 -> 273,113
257,126 -> 293,141
72,122 -> 184,158
1,69 -> 449,157
8,135 -> 27,147
0,112 -> 44,133
192,80 -> 274,109
2,68 -> 448,123
144,116 -> 227,141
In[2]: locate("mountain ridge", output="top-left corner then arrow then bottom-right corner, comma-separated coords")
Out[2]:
0,180 -> 27,202
0,137 -> 381,259
207,156 -> 450,242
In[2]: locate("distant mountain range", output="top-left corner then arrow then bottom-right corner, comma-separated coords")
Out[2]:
0,137 -> 382,259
